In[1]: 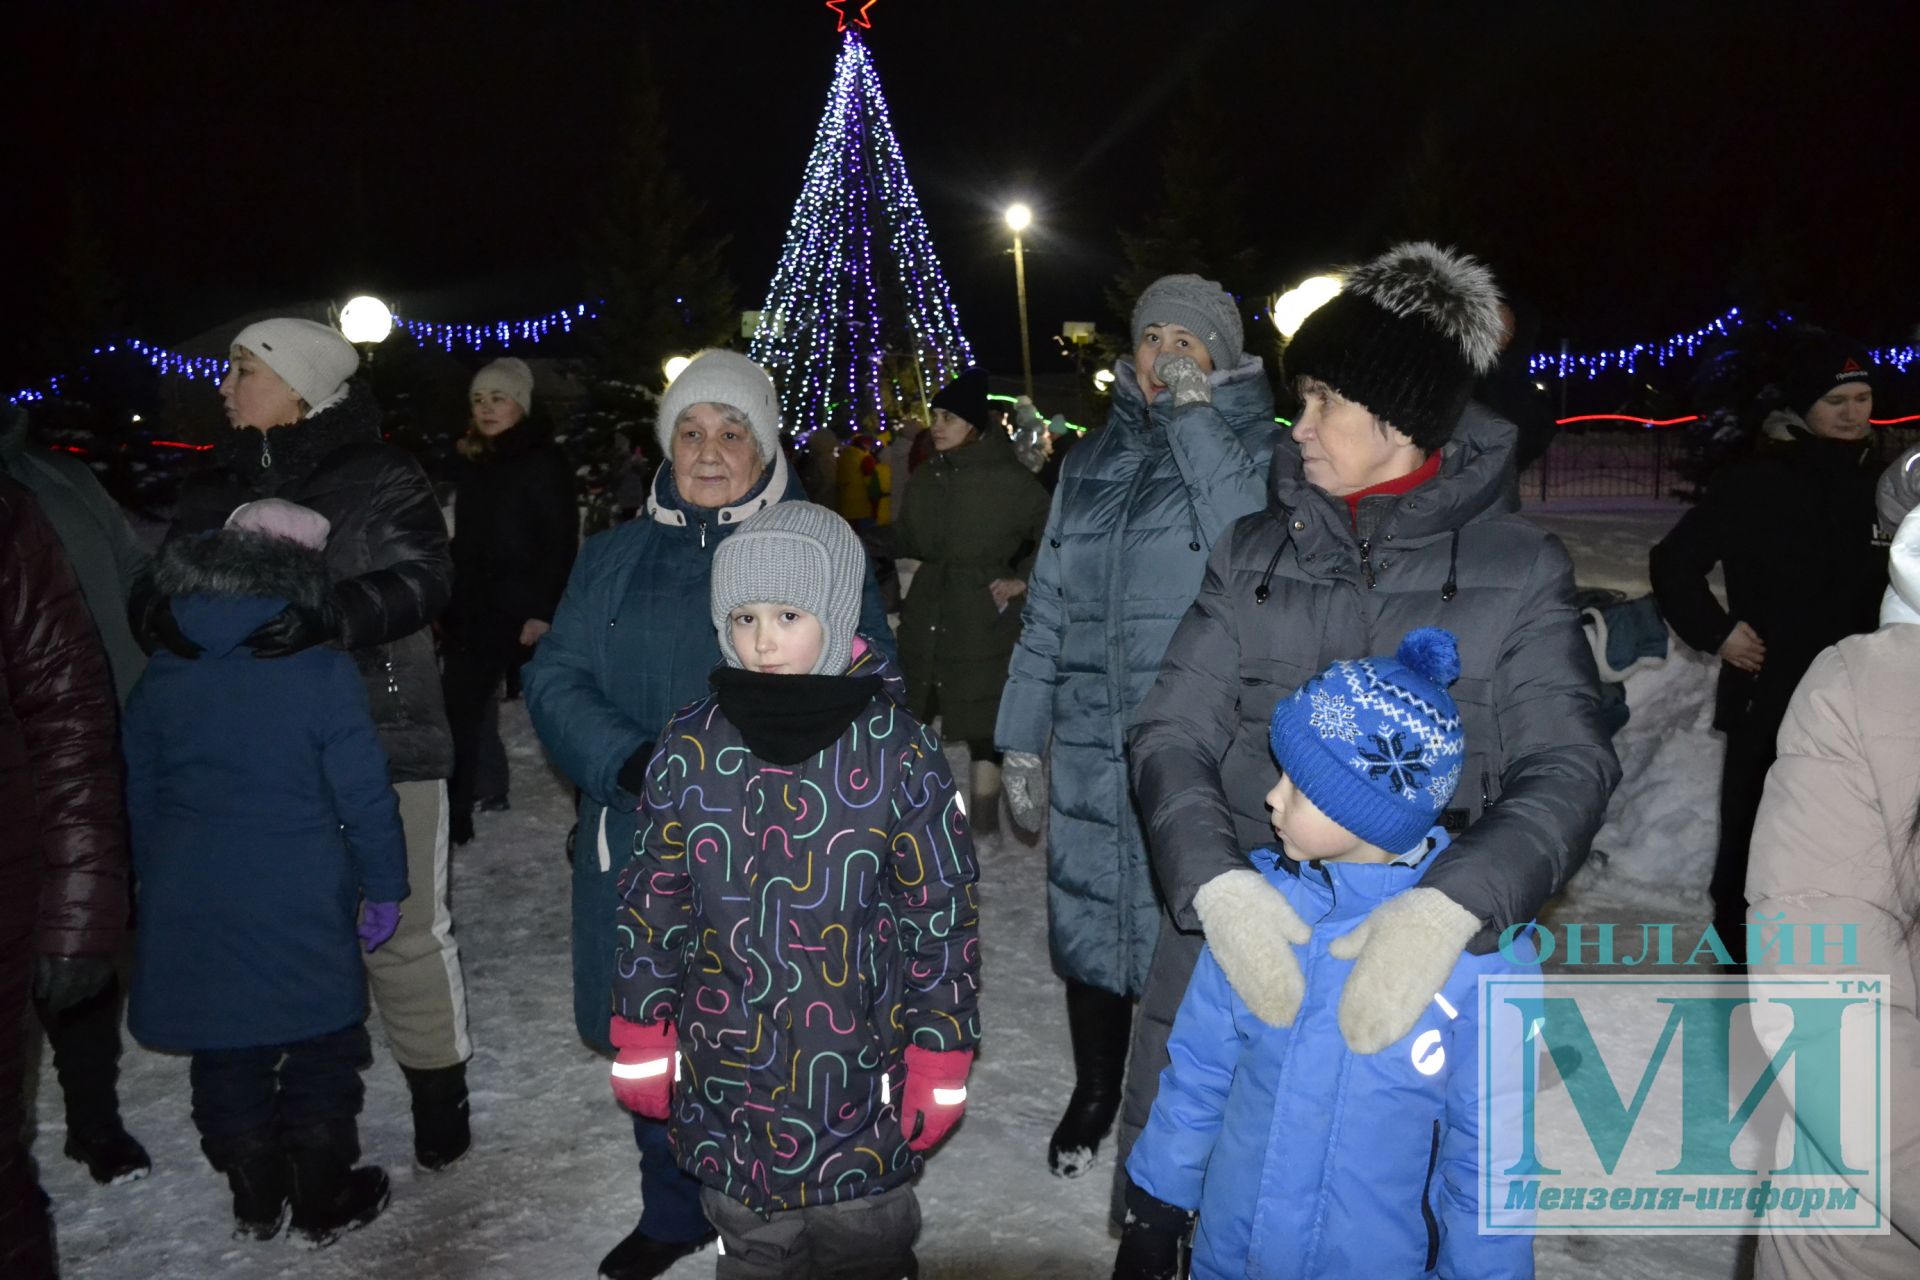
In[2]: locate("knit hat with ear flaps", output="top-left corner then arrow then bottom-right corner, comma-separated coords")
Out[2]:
232,318 -> 359,411
1282,242 -> 1505,453
655,350 -> 783,460
1131,274 -> 1245,371
1267,628 -> 1467,856
710,502 -> 868,676
470,357 -> 535,414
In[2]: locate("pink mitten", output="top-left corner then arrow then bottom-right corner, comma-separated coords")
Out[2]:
900,1045 -> 974,1151
609,1017 -> 677,1119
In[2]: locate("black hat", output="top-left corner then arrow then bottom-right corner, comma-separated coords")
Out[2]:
1780,330 -> 1874,421
1282,242 -> 1505,453
930,366 -> 990,433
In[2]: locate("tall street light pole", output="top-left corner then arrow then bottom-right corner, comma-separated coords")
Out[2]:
1005,203 -> 1034,399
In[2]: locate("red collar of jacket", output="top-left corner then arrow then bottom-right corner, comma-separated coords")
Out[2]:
1343,452 -> 1443,528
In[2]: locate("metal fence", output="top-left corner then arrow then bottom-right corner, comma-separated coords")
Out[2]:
1519,426 -> 1920,501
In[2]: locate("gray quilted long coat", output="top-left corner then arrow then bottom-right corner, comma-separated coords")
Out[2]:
995,356 -> 1280,996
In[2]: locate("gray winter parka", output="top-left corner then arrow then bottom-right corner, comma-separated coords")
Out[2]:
995,357 -> 1280,996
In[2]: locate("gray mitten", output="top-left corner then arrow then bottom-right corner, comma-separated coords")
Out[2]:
1192,870 -> 1312,1026
1153,353 -> 1212,407
1327,887 -> 1482,1053
1002,750 -> 1047,832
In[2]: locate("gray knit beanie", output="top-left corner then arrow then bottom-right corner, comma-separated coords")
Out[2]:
710,502 -> 867,675
1130,274 -> 1244,370
656,350 -> 783,460
470,357 -> 534,414
232,318 -> 359,412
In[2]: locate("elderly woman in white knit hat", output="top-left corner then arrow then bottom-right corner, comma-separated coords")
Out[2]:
441,357 -> 577,846
523,349 -> 896,1280
133,316 -> 476,1177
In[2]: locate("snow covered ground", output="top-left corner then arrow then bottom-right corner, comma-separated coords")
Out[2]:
35,497 -> 1763,1279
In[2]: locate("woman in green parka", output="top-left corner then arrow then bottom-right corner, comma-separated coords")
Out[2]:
896,367 -> 1051,833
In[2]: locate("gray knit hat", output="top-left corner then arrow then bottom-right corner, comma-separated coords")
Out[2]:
1131,274 -> 1244,370
710,502 -> 867,675
656,350 -> 782,460
470,357 -> 534,414
232,318 -> 359,411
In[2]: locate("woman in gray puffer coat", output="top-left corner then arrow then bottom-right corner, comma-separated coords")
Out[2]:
995,275 -> 1281,1176
1120,244 -> 1621,1222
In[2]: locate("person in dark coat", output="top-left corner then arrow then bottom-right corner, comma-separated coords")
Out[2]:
0,406 -> 151,1186
896,367 -> 1051,832
1124,244 -> 1618,1224
126,498 -> 407,1246
1650,330 -> 1888,966
442,357 -> 578,845
133,317 -> 471,1171
995,275 -> 1282,1179
523,350 -> 897,1280
0,476 -> 128,1279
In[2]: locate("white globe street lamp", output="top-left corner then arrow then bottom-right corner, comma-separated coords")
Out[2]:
1270,274 -> 1342,340
339,295 -> 394,345
662,355 -> 693,384
1004,204 -> 1035,398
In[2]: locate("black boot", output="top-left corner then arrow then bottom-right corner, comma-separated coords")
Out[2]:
401,1061 -> 472,1171
64,1125 -> 151,1186
204,1133 -> 289,1241
284,1121 -> 390,1248
1049,979 -> 1134,1177
599,1221 -> 718,1280
450,806 -> 476,847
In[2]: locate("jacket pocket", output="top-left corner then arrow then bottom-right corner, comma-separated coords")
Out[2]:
1421,1117 -> 1441,1270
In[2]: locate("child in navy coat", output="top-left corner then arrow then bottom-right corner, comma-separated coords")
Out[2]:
124,498 -> 407,1247
1117,629 -> 1536,1280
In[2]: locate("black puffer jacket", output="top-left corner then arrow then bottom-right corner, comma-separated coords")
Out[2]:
157,382 -> 453,781
445,419 -> 577,652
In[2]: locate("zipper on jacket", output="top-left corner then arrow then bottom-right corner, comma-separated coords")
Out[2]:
1357,537 -> 1376,589
698,519 -> 709,549
259,434 -> 272,469
1421,1118 -> 1441,1269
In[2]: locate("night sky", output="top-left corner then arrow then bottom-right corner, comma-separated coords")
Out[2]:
7,0 -> 1917,389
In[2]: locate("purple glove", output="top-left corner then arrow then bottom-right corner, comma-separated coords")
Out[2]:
358,901 -> 401,953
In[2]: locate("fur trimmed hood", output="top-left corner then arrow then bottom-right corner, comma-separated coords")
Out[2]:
153,529 -> 333,612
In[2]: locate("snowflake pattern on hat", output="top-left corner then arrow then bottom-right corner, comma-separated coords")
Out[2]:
1352,730 -> 1432,799
1426,764 -> 1462,807
1308,688 -> 1361,742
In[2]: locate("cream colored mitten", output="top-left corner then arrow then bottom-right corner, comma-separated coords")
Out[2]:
1327,887 -> 1482,1054
1193,870 -> 1313,1026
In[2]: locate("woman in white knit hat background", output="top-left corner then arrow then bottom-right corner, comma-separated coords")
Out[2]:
132,316 -> 476,1184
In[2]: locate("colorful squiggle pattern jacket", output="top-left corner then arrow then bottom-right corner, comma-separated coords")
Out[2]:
613,648 -> 981,1213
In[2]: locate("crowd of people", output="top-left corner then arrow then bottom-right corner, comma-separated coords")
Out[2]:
1,243 -> 1915,1280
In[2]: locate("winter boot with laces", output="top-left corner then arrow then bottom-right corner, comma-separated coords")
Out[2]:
401,1061 -> 472,1171
1048,979 -> 1135,1177
284,1120 -> 390,1248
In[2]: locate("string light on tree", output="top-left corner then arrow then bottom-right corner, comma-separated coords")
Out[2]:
748,23 -> 974,442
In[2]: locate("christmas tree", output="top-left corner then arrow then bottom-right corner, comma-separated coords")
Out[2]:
749,28 -> 973,442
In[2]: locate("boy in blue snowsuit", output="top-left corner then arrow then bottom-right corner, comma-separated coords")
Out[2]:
124,499 -> 408,1248
1117,629 -> 1535,1279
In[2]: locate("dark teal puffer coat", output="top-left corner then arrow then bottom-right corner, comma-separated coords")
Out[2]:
995,358 -> 1279,996
523,452 -> 896,1049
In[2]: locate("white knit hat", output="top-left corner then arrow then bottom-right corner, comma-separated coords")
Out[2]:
231,319 -> 359,411
470,357 -> 534,414
655,350 -> 781,459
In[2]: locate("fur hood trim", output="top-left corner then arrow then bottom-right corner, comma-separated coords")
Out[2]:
152,528 -> 333,610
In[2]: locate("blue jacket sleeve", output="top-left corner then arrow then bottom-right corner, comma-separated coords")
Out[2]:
994,483 -> 1068,754
858,555 -> 897,665
316,654 -> 409,904
612,727 -> 693,1026
1165,401 -> 1270,548
1437,962 -> 1535,1280
120,676 -> 160,859
523,531 -> 657,807
1125,945 -> 1245,1211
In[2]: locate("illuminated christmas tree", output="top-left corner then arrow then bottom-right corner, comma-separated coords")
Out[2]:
749,26 -> 974,442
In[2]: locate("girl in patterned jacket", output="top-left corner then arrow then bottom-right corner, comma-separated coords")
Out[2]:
608,501 -> 980,1279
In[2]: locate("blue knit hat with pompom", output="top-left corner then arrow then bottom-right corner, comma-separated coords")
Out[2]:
1267,628 -> 1466,855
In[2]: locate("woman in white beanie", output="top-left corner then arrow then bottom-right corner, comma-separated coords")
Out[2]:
132,316 -> 474,1177
523,349 -> 898,1280
441,358 -> 576,846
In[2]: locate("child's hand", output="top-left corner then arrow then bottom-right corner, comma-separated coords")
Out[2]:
609,1017 -> 677,1119
357,901 -> 401,953
1113,1177 -> 1196,1280
900,1045 -> 973,1151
